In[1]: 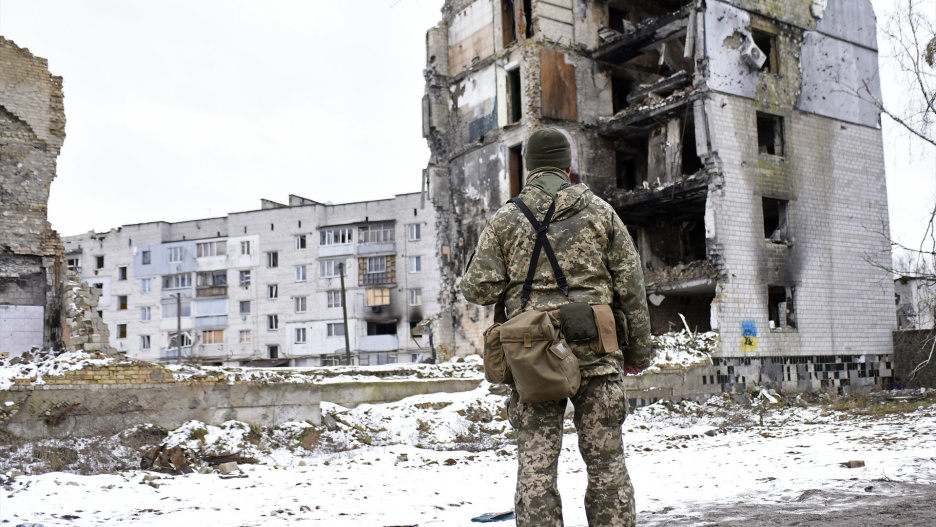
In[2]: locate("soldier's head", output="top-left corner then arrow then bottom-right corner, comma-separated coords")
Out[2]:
525,127 -> 572,173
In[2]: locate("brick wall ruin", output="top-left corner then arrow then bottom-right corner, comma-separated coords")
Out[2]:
0,37 -> 67,353
423,0 -> 896,393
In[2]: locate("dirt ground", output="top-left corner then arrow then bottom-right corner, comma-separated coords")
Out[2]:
641,481 -> 936,527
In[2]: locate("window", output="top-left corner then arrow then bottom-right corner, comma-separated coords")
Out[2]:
240,241 -> 251,255
509,143 -> 524,197
501,0 -> 517,47
118,295 -> 128,310
195,299 -> 226,317
327,290 -> 343,308
327,322 -> 346,337
141,278 -> 152,293
239,270 -> 251,286
118,266 -> 128,280
95,255 -> 105,269
296,235 -> 307,249
409,288 -> 423,306
295,327 -> 307,344
202,329 -> 224,345
756,112 -> 784,156
266,251 -> 279,268
359,223 -> 395,244
196,270 -> 227,287
239,301 -> 251,315
268,314 -> 279,330
169,332 -> 193,348
762,198 -> 789,243
615,151 -> 638,190
319,260 -> 344,278
162,300 -> 192,318
295,296 -> 307,313
751,28 -> 778,74
140,335 -> 151,350
507,68 -> 522,124
295,265 -> 307,282
408,256 -> 422,273
367,288 -> 391,306
367,256 -> 387,274
407,224 -> 421,241
117,324 -> 127,339
367,322 -> 397,335
67,257 -> 80,273
167,247 -> 184,263
522,0 -> 532,38
320,227 -> 352,245
268,345 -> 279,359
239,330 -> 252,343
140,306 -> 151,321
359,256 -> 395,285
163,273 -> 192,289
268,284 -> 278,299
196,241 -> 225,258
768,286 -> 796,329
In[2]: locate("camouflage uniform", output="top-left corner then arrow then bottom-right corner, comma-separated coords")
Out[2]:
461,167 -> 651,527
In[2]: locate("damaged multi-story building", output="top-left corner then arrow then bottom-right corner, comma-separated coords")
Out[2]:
62,193 -> 440,367
0,37 -> 67,354
423,0 -> 896,392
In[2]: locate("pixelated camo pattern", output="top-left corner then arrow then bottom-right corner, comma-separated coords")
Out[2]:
509,375 -> 636,527
460,170 -> 652,370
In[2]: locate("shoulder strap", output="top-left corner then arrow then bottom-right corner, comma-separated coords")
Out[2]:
508,197 -> 570,309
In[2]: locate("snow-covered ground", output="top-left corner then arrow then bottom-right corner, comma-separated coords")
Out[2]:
3,383 -> 936,527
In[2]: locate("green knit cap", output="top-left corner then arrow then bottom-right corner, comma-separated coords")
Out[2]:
525,128 -> 572,170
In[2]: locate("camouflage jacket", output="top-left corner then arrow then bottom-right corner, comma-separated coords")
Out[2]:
461,169 -> 652,374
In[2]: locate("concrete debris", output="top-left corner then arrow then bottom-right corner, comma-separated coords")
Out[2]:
218,462 -> 239,474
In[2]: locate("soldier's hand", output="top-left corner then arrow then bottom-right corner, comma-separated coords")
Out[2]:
621,365 -> 645,376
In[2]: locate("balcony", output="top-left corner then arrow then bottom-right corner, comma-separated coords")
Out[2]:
358,334 -> 399,352
319,244 -> 355,258
197,285 -> 228,298
195,315 -> 228,329
160,346 -> 193,361
361,272 -> 395,286
357,242 -> 395,256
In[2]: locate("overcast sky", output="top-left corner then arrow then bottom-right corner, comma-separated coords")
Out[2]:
0,0 -> 932,250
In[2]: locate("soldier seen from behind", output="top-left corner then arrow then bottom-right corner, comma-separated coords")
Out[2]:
461,127 -> 652,527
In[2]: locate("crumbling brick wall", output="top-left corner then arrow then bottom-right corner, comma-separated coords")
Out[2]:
0,37 -> 67,352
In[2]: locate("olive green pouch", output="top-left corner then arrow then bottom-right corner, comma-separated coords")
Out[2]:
559,302 -> 598,341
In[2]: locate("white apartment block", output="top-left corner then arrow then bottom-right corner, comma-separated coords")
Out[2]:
62,193 -> 440,367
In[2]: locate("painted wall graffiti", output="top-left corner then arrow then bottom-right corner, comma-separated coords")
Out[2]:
741,319 -> 758,352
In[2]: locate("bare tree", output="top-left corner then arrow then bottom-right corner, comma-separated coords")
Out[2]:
868,0 -> 936,385
866,0 -> 936,148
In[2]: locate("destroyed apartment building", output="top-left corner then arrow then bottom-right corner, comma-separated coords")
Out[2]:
0,37 -> 67,354
62,193 -> 440,367
423,0 -> 896,393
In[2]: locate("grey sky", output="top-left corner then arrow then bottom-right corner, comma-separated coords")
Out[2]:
0,0 -> 932,251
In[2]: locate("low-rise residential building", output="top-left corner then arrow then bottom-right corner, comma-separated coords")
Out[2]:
896,276 -> 936,331
62,193 -> 440,367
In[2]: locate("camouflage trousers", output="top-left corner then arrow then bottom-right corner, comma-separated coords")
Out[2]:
508,374 -> 635,527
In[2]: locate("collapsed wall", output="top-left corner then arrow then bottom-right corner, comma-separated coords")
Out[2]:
0,37 -> 67,354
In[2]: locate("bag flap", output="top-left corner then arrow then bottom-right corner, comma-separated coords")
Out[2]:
592,304 -> 620,354
499,310 -> 555,342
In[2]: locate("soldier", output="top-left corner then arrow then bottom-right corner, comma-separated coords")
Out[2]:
460,127 -> 651,527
